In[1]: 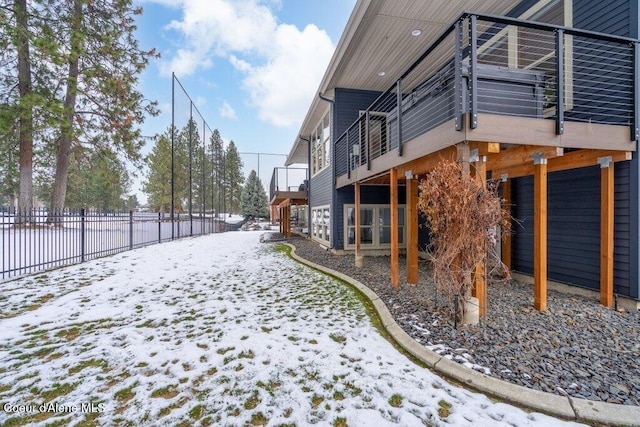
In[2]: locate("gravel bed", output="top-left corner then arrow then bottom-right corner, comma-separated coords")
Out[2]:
268,233 -> 640,406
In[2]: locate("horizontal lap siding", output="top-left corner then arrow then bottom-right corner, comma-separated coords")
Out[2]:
332,88 -> 384,249
511,164 -> 631,296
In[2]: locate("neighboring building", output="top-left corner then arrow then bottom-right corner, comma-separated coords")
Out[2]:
273,0 -> 639,311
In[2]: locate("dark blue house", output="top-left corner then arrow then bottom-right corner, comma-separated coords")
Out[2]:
273,0 -> 640,312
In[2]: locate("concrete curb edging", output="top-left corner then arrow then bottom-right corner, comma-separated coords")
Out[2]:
282,243 -> 640,427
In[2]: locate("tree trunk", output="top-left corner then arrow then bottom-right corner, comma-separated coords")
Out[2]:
15,0 -> 34,224
49,0 -> 83,223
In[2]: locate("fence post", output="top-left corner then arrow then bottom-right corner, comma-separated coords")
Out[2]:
80,208 -> 86,263
129,210 -> 134,250
158,212 -> 161,243
177,212 -> 181,238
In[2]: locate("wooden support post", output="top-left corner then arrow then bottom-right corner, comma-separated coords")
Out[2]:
472,154 -> 487,316
406,173 -> 419,284
599,157 -> 614,307
355,182 -> 363,267
390,167 -> 399,287
501,177 -> 512,272
533,156 -> 548,312
279,207 -> 283,234
285,205 -> 291,237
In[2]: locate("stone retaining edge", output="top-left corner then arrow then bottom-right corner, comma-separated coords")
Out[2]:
283,242 -> 640,427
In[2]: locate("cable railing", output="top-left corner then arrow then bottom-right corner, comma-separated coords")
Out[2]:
334,11 -> 638,180
269,167 -> 308,202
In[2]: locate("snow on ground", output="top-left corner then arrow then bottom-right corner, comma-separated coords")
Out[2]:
0,231 -> 584,426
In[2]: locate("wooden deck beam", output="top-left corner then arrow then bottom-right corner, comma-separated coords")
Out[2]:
600,158 -> 614,307
492,149 -> 632,179
534,157 -> 548,312
390,167 -> 399,287
486,145 -> 563,171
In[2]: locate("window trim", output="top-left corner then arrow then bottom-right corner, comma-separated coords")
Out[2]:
343,204 -> 407,250
311,205 -> 331,245
311,108 -> 331,177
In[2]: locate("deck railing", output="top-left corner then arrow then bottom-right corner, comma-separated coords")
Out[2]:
269,167 -> 308,202
334,11 -> 638,179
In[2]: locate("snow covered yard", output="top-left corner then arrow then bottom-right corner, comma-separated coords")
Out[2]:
0,231 -> 583,426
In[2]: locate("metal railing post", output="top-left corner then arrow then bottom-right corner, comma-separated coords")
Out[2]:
80,208 -> 85,263
397,79 -> 404,155
556,29 -> 565,135
365,110 -> 371,169
129,210 -> 134,250
469,14 -> 478,129
158,212 -> 161,243
454,19 -> 463,131
633,41 -> 639,141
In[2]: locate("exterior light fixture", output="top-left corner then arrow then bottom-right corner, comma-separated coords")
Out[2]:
411,29 -> 422,36
378,71 -> 386,76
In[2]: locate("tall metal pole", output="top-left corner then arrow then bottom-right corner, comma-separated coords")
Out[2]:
189,102 -> 193,236
171,73 -> 175,240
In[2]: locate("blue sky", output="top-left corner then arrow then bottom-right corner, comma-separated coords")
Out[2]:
132,0 -> 356,201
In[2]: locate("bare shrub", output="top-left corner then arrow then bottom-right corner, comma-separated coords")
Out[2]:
417,160 -> 510,318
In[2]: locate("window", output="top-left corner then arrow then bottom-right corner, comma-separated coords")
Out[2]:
344,204 -> 406,249
311,109 -> 331,175
311,205 -> 330,245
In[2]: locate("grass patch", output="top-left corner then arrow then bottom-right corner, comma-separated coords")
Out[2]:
114,383 -> 137,403
333,390 -> 345,401
40,382 -> 76,402
151,385 -> 179,399
333,417 -> 348,427
438,399 -> 452,418
329,334 -> 346,344
389,393 -> 403,408
189,404 -> 204,420
216,346 -> 235,355
261,326 -> 272,333
239,349 -> 255,359
244,390 -> 260,410
68,359 -> 108,376
311,393 -> 324,407
250,411 -> 268,426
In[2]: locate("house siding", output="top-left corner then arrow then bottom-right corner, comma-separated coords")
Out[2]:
331,88 -> 384,248
511,165 -> 631,296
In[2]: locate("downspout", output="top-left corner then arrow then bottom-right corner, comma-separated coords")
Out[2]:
318,92 -> 335,248
299,135 -> 311,238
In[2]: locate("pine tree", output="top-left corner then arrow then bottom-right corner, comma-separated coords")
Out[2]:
208,129 -> 225,217
42,0 -> 158,217
241,170 -> 268,219
224,141 -> 244,215
0,104 -> 19,208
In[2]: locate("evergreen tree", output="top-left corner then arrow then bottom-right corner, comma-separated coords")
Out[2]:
143,131 -> 173,214
0,104 -> 19,208
209,129 -> 225,217
224,141 -> 244,215
241,170 -> 268,219
46,0 -> 158,216
64,148 -> 130,211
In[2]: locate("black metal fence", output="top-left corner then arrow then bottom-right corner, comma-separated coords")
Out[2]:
1,207 -> 228,280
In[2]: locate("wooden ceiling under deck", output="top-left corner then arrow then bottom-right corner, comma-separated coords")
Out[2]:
339,113 -> 636,188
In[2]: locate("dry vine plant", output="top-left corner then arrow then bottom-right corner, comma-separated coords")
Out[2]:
417,160 -> 511,319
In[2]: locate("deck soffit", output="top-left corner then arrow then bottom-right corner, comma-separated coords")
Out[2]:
288,0 -> 519,166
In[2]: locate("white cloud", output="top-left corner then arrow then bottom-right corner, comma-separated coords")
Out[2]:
219,101 -> 238,120
153,0 -> 335,128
